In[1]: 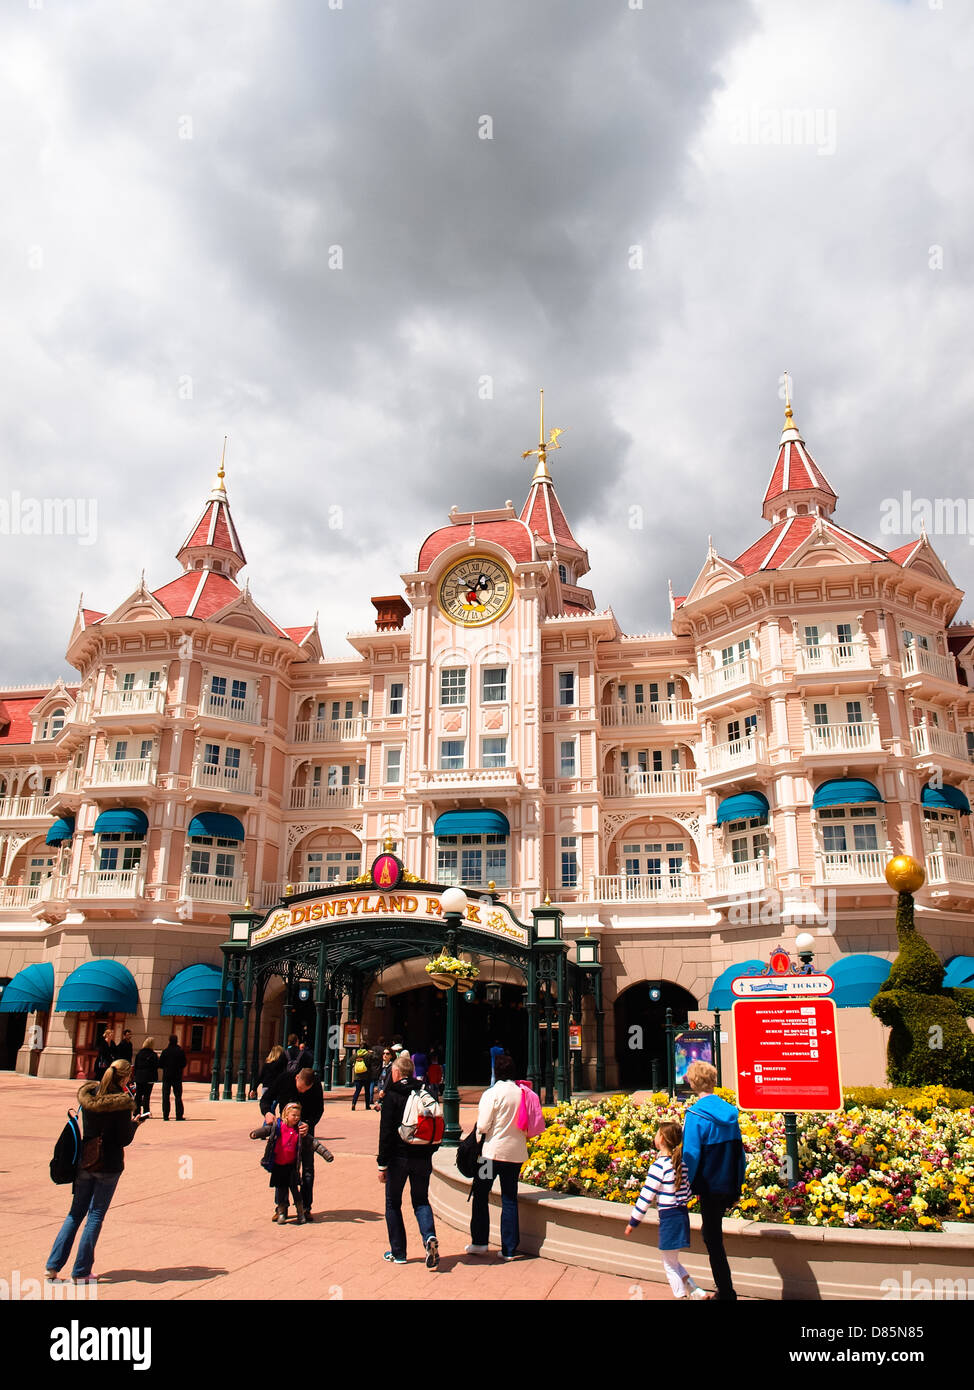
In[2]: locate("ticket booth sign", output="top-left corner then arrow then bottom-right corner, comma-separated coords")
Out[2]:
733,998 -> 842,1112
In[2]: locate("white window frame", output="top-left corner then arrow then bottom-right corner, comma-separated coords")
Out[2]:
481,737 -> 507,769
385,747 -> 403,785
389,682 -> 405,716
440,668 -> 467,706
481,667 -> 508,703
557,668 -> 577,707
559,738 -> 577,779
439,740 -> 466,771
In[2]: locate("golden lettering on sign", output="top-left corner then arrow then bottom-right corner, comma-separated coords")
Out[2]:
247,891 -> 528,946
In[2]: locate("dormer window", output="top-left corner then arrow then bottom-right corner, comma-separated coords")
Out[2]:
558,564 -> 568,584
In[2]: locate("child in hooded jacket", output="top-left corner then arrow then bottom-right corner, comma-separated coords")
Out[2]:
251,1101 -> 306,1224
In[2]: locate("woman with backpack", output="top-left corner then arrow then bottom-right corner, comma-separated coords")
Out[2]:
46,1059 -> 148,1282
466,1052 -> 532,1261
351,1047 -> 372,1110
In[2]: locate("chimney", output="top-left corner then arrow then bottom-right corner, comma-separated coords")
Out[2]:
371,595 -> 410,631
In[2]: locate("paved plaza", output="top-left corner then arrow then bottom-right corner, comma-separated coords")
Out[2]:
2,1074 -> 675,1302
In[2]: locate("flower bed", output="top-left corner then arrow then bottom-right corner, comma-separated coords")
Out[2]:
521,1086 -> 974,1233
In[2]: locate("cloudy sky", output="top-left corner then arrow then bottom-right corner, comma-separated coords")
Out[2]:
3,0 -> 974,683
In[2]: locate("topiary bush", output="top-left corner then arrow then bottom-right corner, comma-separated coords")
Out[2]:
871,891 -> 974,1090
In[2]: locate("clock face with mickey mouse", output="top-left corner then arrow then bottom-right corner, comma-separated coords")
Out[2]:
437,555 -> 514,627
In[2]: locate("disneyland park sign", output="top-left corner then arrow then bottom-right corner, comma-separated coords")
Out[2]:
249,854 -> 529,948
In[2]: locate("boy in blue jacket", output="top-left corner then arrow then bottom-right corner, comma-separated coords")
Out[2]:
682,1060 -> 745,1301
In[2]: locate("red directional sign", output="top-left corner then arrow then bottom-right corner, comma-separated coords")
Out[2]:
733,997 -> 842,1112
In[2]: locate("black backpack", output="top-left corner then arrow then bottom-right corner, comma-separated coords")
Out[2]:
50,1109 -> 82,1185
455,1129 -> 484,1181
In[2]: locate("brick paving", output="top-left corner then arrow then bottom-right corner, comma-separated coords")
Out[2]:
1,1073 -> 677,1302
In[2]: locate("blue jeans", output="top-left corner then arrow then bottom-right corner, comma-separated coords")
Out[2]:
47,1170 -> 122,1279
384,1151 -> 436,1259
470,1158 -> 521,1256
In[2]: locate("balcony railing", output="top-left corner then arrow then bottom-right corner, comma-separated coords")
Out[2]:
0,882 -> 42,908
817,850 -> 887,882
902,645 -> 957,684
292,717 -> 366,743
698,656 -> 761,700
89,757 -> 158,786
419,768 -> 523,790
51,768 -> 83,796
192,763 -> 257,795
599,700 -> 695,728
803,721 -> 882,755
289,785 -> 362,810
179,872 -> 248,904
601,769 -> 699,799
795,640 -> 872,674
200,690 -> 262,724
925,849 -> 974,887
703,734 -> 767,776
593,872 -> 702,903
77,868 -> 146,897
910,725 -> 973,763
98,688 -> 166,716
708,859 -> 773,896
0,794 -> 51,820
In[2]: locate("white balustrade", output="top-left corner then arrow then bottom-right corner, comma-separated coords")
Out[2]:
795,640 -> 872,674
601,769 -> 699,798
0,883 -> 42,908
98,688 -> 166,716
200,690 -> 262,724
592,872 -> 702,903
697,656 -> 761,700
90,757 -> 157,786
0,794 -> 50,820
180,872 -> 247,904
77,868 -> 146,897
925,850 -> 974,886
599,700 -> 695,728
709,859 -> 772,896
902,645 -> 957,684
289,784 -> 361,809
818,850 -> 887,882
910,725 -> 972,762
703,734 -> 766,775
803,721 -> 882,755
291,717 -> 366,743
192,762 -> 256,795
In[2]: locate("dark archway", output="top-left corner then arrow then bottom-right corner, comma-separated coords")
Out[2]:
0,1007 -> 26,1070
385,982 -> 526,1084
614,980 -> 698,1090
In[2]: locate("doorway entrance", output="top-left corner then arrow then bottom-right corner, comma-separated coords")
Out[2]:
614,980 -> 698,1090
386,982 -> 525,1084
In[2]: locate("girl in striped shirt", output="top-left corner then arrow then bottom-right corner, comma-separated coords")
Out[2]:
624,1121 -> 707,1299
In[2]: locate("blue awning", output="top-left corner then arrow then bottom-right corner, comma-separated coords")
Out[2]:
826,954 -> 892,1008
46,816 -> 75,845
434,810 -> 510,836
813,779 -> 884,809
715,792 -> 769,826
55,959 -> 139,1014
944,956 -> 974,989
921,784 -> 971,815
0,962 -> 55,1014
161,963 -> 233,1018
707,959 -> 766,1011
188,812 -> 245,841
93,808 -> 149,836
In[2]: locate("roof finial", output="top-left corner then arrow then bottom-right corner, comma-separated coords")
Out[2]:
215,436 -> 228,493
521,388 -> 565,482
782,371 -> 795,429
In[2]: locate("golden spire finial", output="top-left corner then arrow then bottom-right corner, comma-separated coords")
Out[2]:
382,831 -> 396,853
782,372 -> 795,429
215,436 -> 228,493
521,388 -> 565,482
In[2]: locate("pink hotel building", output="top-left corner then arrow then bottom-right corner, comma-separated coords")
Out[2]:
2,400 -> 974,1086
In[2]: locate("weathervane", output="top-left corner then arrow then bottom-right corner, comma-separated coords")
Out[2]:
521,388 -> 566,479
782,371 -> 795,428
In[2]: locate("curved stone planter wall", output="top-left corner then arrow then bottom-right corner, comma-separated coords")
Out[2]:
430,1152 -> 974,1300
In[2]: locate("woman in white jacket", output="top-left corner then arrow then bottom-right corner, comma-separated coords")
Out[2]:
466,1053 -> 527,1259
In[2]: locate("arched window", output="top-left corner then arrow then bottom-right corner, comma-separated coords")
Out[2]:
558,563 -> 568,584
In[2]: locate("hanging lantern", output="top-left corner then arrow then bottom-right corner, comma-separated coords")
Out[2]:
374,989 -> 387,1010
486,982 -> 502,1005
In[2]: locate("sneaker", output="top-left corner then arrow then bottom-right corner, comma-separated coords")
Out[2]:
45,1270 -> 61,1282
271,1206 -> 285,1223
382,1251 -> 407,1264
464,1244 -> 488,1255
275,1210 -> 289,1224
684,1279 -> 708,1300
500,1253 -> 520,1261
425,1237 -> 439,1271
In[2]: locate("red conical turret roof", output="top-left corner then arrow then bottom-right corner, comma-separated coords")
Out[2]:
762,402 -> 837,524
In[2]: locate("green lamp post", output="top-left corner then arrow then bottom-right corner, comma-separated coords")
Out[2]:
439,886 -> 468,1147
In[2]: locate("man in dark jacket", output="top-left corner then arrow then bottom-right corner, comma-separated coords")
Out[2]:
260,1067 -> 325,1218
683,1060 -> 746,1301
159,1034 -> 187,1121
376,1053 -> 439,1268
115,1029 -> 134,1063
